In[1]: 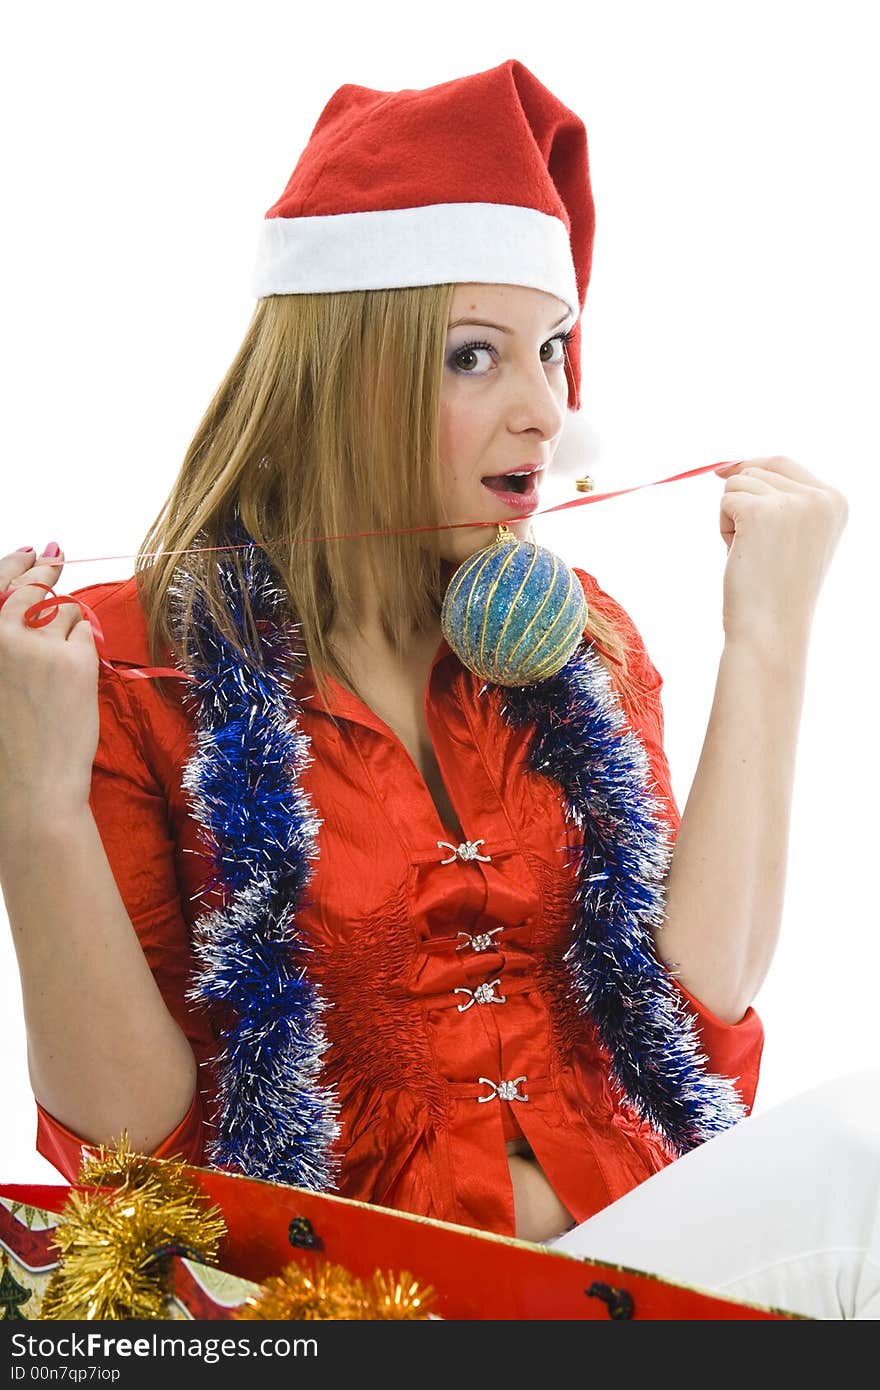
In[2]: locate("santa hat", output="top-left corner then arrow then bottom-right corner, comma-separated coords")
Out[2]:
251,58 -> 595,410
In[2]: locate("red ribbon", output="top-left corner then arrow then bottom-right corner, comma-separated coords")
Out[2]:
1,459 -> 740,683
0,584 -> 197,683
537,459 -> 734,516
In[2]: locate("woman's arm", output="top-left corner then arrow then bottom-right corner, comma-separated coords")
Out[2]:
653,455 -> 847,1024
1,806 -> 199,1153
0,544 -> 199,1156
655,630 -> 809,1024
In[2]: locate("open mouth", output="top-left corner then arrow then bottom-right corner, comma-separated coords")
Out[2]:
480,469 -> 542,509
482,472 -> 531,494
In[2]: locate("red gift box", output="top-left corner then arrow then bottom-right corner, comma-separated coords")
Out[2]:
1,1170 -> 802,1321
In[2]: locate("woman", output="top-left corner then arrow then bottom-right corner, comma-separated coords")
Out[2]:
0,60 -> 873,1318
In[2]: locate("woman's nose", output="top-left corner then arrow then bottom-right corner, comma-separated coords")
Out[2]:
506,361 -> 566,440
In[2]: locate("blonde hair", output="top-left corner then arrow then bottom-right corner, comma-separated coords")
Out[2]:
136,284 -> 632,716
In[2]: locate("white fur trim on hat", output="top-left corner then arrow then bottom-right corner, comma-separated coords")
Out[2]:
251,201 -> 580,317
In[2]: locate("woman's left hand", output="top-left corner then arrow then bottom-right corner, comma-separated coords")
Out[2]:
714,455 -> 849,650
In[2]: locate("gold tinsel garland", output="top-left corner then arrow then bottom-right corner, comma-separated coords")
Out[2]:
235,1258 -> 436,1320
39,1132 -> 227,1320
36,1131 -> 438,1320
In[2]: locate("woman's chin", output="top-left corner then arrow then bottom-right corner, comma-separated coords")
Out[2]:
436,511 -> 534,570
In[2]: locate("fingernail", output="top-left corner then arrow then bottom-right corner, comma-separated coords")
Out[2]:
42,542 -> 62,558
17,546 -> 35,553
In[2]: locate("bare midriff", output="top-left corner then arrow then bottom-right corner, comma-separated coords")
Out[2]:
505,1137 -> 577,1243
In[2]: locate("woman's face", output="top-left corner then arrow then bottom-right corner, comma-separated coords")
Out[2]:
437,282 -> 574,567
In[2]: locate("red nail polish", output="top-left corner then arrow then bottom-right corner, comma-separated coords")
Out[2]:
17,546 -> 35,553
43,542 -> 61,558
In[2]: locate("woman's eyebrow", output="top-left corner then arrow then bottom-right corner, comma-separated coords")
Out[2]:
447,312 -> 572,335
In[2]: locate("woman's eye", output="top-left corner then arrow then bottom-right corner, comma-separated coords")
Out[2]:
540,334 -> 568,365
449,342 -> 495,374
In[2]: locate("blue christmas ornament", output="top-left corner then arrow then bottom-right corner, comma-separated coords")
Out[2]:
441,524 -> 590,685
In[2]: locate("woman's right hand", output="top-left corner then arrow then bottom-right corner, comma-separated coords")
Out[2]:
0,544 -> 100,830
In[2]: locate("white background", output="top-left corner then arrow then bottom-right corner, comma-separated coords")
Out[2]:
2,0 -> 877,1182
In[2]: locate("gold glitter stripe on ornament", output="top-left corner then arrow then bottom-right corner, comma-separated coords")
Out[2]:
459,544 -> 507,670
477,539 -> 520,672
500,549 -> 561,681
524,574 -> 589,683
441,534 -> 493,612
492,539 -> 541,668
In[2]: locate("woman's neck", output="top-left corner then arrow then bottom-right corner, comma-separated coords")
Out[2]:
327,557 -> 456,665
328,616 -> 442,671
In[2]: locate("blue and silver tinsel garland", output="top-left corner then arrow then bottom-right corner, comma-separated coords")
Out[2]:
171,531 -> 744,1189
499,653 -> 746,1153
170,537 -> 342,1190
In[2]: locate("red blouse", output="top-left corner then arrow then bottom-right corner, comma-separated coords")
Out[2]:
35,568 -> 763,1237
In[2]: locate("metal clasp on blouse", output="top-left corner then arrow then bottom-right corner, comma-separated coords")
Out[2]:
437,838 -> 492,865
456,926 -> 503,954
454,978 -> 507,1012
477,1076 -> 528,1103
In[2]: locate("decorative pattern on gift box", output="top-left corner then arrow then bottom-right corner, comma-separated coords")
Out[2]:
0,1195 -> 258,1320
1,1200 -> 56,1320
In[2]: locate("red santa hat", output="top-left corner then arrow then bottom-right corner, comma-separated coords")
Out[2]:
251,58 -> 595,410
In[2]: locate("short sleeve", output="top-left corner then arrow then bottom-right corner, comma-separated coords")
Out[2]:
33,654 -> 214,1179
673,978 -> 764,1113
35,1088 -> 205,1184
